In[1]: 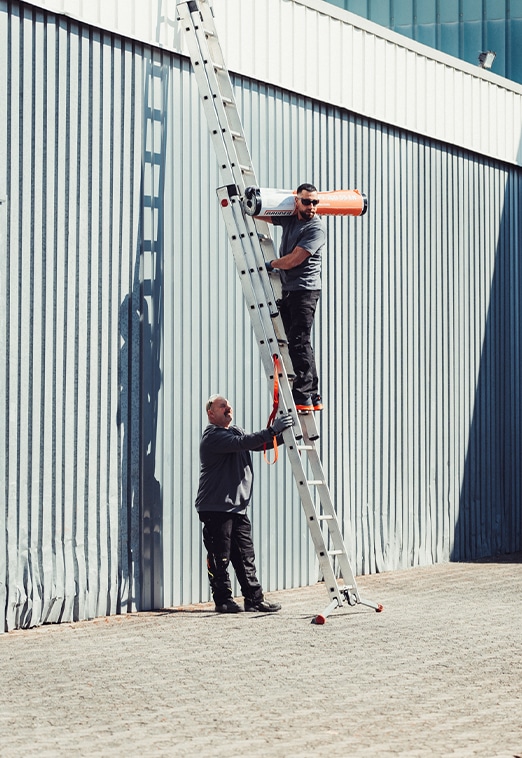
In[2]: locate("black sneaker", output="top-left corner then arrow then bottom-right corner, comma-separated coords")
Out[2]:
244,598 -> 282,613
214,599 -> 243,613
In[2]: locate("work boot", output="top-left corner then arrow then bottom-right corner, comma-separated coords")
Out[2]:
244,598 -> 281,613
215,599 -> 243,613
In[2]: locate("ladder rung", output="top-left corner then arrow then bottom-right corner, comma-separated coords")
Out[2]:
328,550 -> 343,556
240,166 -> 255,174
307,480 -> 325,486
297,445 -> 314,451
230,131 -> 244,140
318,515 -> 334,520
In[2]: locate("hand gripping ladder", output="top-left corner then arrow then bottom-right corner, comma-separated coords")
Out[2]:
177,0 -> 383,622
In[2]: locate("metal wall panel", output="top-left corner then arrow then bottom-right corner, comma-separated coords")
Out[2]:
211,0 -> 522,167
1,3 -> 150,629
20,0 -> 522,167
2,1 -> 522,631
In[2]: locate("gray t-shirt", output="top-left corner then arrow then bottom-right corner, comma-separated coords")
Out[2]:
272,214 -> 326,291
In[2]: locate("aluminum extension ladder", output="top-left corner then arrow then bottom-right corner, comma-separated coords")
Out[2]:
177,0 -> 383,623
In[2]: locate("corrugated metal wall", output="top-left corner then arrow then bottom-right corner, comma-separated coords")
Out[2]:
0,2 -> 155,628
21,0 -> 522,168
205,0 -> 522,168
324,132 -> 522,569
2,0 -> 521,631
0,1 -> 314,630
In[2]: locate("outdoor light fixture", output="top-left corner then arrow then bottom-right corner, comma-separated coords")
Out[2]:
478,51 -> 496,69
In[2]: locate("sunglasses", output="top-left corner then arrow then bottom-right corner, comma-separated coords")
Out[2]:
299,198 -> 320,206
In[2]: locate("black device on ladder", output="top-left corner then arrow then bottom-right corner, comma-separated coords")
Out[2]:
177,0 -> 383,623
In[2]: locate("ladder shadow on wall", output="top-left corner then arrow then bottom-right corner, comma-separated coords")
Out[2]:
453,143 -> 522,562
118,56 -> 168,611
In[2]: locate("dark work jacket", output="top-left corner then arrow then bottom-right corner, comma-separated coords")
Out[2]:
194,424 -> 277,514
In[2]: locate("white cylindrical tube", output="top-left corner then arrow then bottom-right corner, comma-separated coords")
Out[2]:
242,186 -> 367,217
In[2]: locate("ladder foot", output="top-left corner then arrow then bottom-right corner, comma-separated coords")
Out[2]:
358,597 -> 384,612
314,598 -> 339,624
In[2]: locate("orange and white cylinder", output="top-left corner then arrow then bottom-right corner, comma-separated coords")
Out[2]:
242,186 -> 368,218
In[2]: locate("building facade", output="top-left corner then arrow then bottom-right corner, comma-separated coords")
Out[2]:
1,0 -> 521,630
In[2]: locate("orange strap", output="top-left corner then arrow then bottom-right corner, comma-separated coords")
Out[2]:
264,355 -> 281,464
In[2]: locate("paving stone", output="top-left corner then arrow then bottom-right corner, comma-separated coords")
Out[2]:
1,555 -> 521,756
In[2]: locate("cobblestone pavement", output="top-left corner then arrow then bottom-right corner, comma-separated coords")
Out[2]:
2,555 -> 522,757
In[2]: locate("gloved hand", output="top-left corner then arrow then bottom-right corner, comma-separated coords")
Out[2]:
271,413 -> 294,436
265,260 -> 274,272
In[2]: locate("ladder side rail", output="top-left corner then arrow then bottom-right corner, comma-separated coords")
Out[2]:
232,201 -> 293,360
218,189 -> 282,343
217,232 -> 281,382
217,241 -> 297,433
300,418 -> 359,592
178,5 -> 287,345
177,2 -> 244,187
217,194 -> 299,429
218,215 -> 361,609
177,2 -> 256,191
178,7 -> 284,322
297,422 -> 359,595
177,3 -> 297,413
217,188 -> 295,379
256,225 -> 294,349
226,194 -> 279,317
309,480 -> 358,595
282,440 -> 346,608
253,217 -> 283,278
300,426 -> 347,522
191,1 -> 257,185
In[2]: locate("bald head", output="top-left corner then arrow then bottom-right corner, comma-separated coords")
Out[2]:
206,395 -> 233,428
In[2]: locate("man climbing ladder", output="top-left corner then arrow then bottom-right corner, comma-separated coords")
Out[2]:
263,182 -> 325,413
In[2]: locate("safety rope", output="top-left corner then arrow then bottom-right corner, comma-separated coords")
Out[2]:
264,354 -> 281,464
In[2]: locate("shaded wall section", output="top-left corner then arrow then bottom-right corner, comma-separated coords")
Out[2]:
454,146 -> 522,559
306,115 -> 522,571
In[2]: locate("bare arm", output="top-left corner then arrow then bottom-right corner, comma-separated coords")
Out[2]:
271,245 -> 311,270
